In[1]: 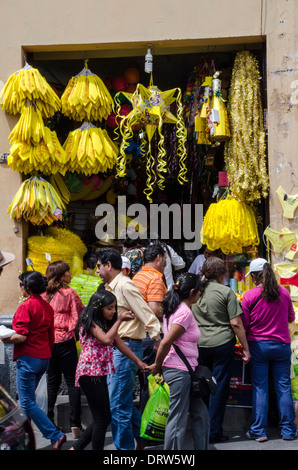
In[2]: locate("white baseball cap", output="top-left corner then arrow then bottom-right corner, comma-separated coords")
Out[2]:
0,250 -> 15,268
245,257 -> 268,277
121,256 -> 131,270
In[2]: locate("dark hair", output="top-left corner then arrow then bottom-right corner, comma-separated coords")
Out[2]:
78,290 -> 118,336
143,242 -> 165,264
162,272 -> 202,320
251,263 -> 280,301
95,247 -> 122,271
19,271 -> 48,295
45,260 -> 70,299
200,257 -> 227,292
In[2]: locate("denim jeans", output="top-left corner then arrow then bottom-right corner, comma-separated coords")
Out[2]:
199,337 -> 235,440
47,338 -> 81,428
163,367 -> 210,450
16,355 -> 63,445
107,339 -> 144,450
248,340 -> 296,439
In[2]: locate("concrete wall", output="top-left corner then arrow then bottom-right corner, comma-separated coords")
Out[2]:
265,1 -> 298,248
0,0 -> 297,313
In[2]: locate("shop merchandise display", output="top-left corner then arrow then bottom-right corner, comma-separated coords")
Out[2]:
0,63 -> 61,118
49,173 -> 71,206
7,176 -> 65,225
69,274 -> 102,306
26,227 -> 87,276
62,121 -> 118,175
224,50 -> 269,204
3,48 -> 298,408
201,196 -> 260,254
114,79 -> 188,202
7,102 -> 67,175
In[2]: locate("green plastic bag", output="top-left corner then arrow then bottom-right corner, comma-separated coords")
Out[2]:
147,374 -> 170,397
140,384 -> 169,441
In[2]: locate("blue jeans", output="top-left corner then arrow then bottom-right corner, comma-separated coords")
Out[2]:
199,337 -> 235,439
249,340 -> 296,439
108,339 -> 144,450
16,355 -> 63,445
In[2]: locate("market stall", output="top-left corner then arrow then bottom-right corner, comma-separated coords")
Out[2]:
1,44 -> 297,408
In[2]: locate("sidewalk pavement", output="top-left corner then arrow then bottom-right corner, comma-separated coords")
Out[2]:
33,425 -> 298,451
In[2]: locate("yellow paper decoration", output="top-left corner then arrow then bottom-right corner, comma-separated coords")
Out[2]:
224,51 -> 269,203
114,79 -> 188,202
27,235 -> 74,275
210,78 -> 230,142
7,176 -> 65,226
201,197 -> 260,254
62,122 -> 118,175
45,226 -> 87,259
61,61 -> 114,122
0,63 -> 61,118
195,86 -> 211,145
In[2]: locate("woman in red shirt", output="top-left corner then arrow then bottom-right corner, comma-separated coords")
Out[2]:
43,261 -> 85,439
3,271 -> 66,450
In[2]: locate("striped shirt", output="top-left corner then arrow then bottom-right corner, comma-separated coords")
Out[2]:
133,266 -> 167,303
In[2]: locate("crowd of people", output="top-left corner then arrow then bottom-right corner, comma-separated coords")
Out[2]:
0,238 -> 297,450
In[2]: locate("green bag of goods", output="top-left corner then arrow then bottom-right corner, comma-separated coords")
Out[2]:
291,377 -> 298,400
140,384 -> 169,441
147,374 -> 170,397
70,274 -> 102,305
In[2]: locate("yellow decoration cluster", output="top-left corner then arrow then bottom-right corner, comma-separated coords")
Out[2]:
45,226 -> 87,259
27,228 -> 87,276
224,51 -> 269,204
61,62 -> 114,122
27,235 -> 75,275
7,176 -> 65,225
8,122 -> 67,176
115,82 -> 188,203
49,173 -> 71,206
0,63 -> 61,118
63,122 -> 118,175
201,197 -> 260,254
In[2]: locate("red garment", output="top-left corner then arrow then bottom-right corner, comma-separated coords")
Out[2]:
12,295 -> 54,361
41,287 -> 84,343
280,272 -> 298,288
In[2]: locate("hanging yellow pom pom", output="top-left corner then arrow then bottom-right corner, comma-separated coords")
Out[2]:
201,197 -> 260,254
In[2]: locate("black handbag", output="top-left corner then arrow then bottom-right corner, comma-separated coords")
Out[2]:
173,344 -> 217,399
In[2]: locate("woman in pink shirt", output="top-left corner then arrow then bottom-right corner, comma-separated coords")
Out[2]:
148,273 -> 210,450
242,258 -> 297,441
43,261 -> 85,439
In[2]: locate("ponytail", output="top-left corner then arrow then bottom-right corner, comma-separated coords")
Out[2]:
252,263 -> 280,301
162,272 -> 201,320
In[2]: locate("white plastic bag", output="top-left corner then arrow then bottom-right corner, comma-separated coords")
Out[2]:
35,373 -> 48,414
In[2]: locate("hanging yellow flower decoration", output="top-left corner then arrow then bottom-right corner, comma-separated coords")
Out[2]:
201,196 -> 260,254
224,51 -> 269,204
114,80 -> 188,202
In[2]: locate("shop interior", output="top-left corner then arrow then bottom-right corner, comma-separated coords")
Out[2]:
21,42 -> 268,285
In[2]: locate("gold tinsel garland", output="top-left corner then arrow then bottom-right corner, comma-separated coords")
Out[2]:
224,51 -> 269,204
